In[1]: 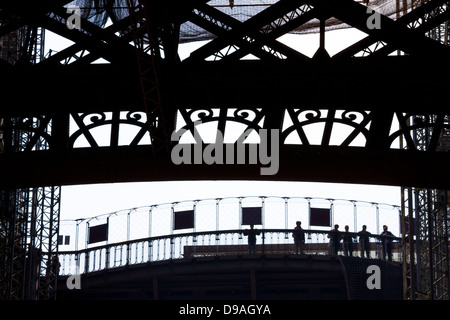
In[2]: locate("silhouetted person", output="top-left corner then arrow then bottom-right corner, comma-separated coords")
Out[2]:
243,224 -> 260,254
328,224 -> 341,255
358,225 -> 371,258
380,225 -> 394,261
343,225 -> 355,257
292,221 -> 305,254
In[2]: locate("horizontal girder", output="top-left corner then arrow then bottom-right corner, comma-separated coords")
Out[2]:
1,145 -> 449,189
0,0 -> 449,191
0,56 -> 449,117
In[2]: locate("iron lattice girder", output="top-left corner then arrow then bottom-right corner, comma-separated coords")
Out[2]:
0,0 -> 449,186
1,0 -> 449,67
186,0 -> 314,62
39,11 -> 137,66
183,0 -> 450,62
335,0 -> 450,57
312,0 -> 450,57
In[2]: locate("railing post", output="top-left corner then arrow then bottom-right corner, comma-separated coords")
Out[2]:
215,199 -> 220,232
284,198 -> 289,239
262,230 -> 265,255
106,246 -> 110,270
126,243 -> 130,265
75,252 -> 80,275
84,251 -> 89,274
148,206 -> 153,239
170,236 -> 174,260
148,240 -> 153,262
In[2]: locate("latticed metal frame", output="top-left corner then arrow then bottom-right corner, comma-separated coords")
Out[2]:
126,0 -> 170,155
398,0 -> 450,300
401,116 -> 450,300
0,25 -> 61,300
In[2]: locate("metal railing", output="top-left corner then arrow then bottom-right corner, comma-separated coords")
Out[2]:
58,196 -> 402,254
57,228 -> 402,276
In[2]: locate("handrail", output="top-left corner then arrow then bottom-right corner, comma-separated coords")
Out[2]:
58,195 -> 402,257
56,228 -> 402,276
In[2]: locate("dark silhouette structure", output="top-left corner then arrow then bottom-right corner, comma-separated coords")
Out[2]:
0,0 -> 449,300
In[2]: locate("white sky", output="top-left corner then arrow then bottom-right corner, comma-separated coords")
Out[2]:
44,24 -> 401,222
60,181 -> 401,221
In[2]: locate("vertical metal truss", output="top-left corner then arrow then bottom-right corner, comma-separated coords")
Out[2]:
28,26 -> 45,64
431,189 -> 450,300
0,188 -> 28,300
0,27 -> 24,64
33,186 -> 61,300
399,0 -> 450,300
401,114 -> 450,300
1,120 -> 61,300
415,4 -> 449,299
401,186 -> 416,299
0,25 -> 28,300
429,118 -> 450,300
0,24 -> 61,300
126,0 -> 170,155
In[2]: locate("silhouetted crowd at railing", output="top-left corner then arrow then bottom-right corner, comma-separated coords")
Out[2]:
56,223 -> 401,275
243,222 -> 400,262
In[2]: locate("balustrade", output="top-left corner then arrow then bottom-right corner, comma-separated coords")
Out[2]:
57,228 -> 402,276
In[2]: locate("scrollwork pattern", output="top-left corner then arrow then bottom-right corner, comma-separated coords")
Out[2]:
176,108 -> 265,142
68,111 -> 150,149
126,111 -> 144,123
281,109 -> 372,147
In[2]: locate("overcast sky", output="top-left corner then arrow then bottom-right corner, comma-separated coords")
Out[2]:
60,181 -> 401,221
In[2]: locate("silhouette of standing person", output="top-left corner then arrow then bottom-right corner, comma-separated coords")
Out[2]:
243,224 -> 260,254
357,225 -> 371,258
328,224 -> 341,255
380,225 -> 394,261
343,225 -> 355,257
292,221 -> 305,254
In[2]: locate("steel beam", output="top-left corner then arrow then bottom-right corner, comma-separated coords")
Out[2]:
0,57 -> 449,117
0,145 -> 449,190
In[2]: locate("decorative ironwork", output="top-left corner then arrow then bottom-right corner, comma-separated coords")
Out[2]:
282,109 -> 372,147
1,0 -> 449,300
176,108 -> 265,142
0,24 -> 61,300
68,111 -> 150,148
389,113 -> 450,151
